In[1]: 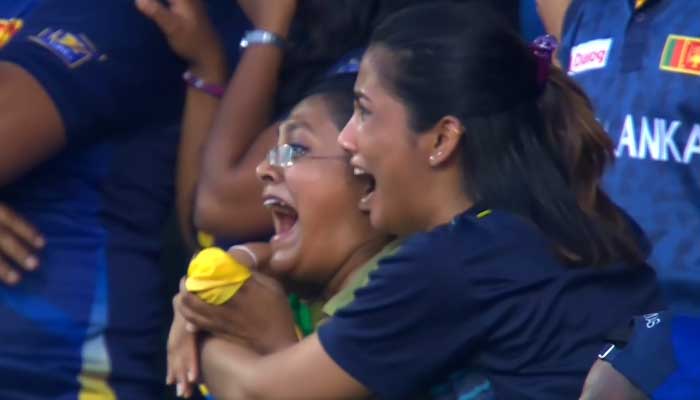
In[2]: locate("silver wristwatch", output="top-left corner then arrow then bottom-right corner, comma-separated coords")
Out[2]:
239,29 -> 286,50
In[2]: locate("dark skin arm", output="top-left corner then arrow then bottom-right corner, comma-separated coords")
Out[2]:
0,61 -> 64,284
137,0 -> 229,249
139,0 -> 294,242
193,0 -> 297,239
200,335 -> 371,400
0,62 -> 65,186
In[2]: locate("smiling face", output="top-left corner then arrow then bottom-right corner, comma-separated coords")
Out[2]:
256,94 -> 385,287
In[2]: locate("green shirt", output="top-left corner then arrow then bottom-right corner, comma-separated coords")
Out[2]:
290,240 -> 403,335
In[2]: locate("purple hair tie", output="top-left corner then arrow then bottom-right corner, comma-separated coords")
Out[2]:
529,34 -> 558,88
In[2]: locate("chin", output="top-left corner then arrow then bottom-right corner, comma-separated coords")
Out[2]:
268,252 -> 299,277
369,207 -> 390,232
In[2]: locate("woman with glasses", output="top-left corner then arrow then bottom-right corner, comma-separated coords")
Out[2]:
169,72 -> 406,398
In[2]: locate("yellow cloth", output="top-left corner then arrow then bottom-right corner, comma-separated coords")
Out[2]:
186,247 -> 252,305
197,231 -> 215,248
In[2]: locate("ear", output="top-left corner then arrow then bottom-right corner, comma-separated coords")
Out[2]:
422,116 -> 464,167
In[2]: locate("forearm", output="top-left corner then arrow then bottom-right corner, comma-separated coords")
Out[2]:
200,335 -> 370,400
175,56 -> 227,248
201,337 -> 264,399
195,24 -> 290,238
194,124 -> 276,239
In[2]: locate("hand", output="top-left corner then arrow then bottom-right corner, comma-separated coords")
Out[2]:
175,271 -> 298,354
0,204 -> 44,285
166,309 -> 199,399
237,0 -> 298,37
136,0 -> 227,81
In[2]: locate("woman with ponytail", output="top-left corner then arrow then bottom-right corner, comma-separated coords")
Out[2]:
175,3 -> 664,399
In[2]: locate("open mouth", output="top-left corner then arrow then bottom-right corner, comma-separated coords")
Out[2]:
263,196 -> 299,241
353,167 -> 376,211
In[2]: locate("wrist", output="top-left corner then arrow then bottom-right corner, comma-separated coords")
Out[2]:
255,13 -> 294,39
188,53 -> 228,85
183,70 -> 226,98
228,245 -> 258,269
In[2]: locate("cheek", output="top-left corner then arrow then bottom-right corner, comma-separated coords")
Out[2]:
295,177 -> 364,261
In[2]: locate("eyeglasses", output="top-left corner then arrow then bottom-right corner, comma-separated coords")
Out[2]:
266,144 -> 349,168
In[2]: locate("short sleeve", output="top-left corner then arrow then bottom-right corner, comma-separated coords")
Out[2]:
0,0 -> 186,142
317,233 -> 483,399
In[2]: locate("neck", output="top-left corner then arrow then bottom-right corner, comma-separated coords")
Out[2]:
422,169 -> 473,231
322,236 -> 390,300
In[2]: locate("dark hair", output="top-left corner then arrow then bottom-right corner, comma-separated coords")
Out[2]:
370,2 -> 642,266
277,0 -> 454,114
302,73 -> 357,130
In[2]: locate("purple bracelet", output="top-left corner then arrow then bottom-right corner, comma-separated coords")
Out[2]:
183,70 -> 225,98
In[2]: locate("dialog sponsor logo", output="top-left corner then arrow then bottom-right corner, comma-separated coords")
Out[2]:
569,38 -> 613,75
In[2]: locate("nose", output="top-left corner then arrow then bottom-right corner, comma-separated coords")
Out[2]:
338,118 -> 358,153
256,157 -> 282,184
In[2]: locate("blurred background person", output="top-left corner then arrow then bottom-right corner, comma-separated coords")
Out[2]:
0,0 -> 245,398
539,0 -> 700,316
538,0 -> 700,397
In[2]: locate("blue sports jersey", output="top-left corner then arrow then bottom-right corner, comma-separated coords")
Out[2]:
319,207 -> 662,399
560,0 -> 700,315
0,1 -> 245,399
596,311 -> 700,398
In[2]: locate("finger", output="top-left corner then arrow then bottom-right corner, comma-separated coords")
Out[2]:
179,276 -> 188,294
0,257 -> 20,285
175,381 -> 185,398
176,370 -> 190,398
0,205 -> 44,249
187,366 -> 197,384
135,0 -> 180,35
0,227 -> 39,271
252,270 -> 284,292
182,329 -> 200,383
166,364 -> 174,386
177,293 -> 218,332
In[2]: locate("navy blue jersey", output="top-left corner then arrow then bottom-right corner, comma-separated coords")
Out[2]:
559,0 -> 700,315
601,312 -> 700,398
0,1 -> 245,399
318,207 -> 662,399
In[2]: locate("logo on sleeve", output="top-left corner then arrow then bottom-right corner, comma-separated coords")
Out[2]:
660,34 -> 700,76
28,28 -> 99,68
0,19 -> 23,49
568,38 -> 613,75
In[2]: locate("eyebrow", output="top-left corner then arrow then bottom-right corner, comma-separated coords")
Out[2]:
279,120 -> 313,136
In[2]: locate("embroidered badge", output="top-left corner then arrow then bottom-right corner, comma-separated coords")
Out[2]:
0,19 -> 23,49
568,38 -> 613,75
28,28 -> 98,68
660,34 -> 700,76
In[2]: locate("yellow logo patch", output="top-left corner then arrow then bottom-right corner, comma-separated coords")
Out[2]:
0,19 -> 23,48
28,28 -> 98,68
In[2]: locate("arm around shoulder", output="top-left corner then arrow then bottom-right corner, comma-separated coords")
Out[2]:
201,334 -> 370,400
